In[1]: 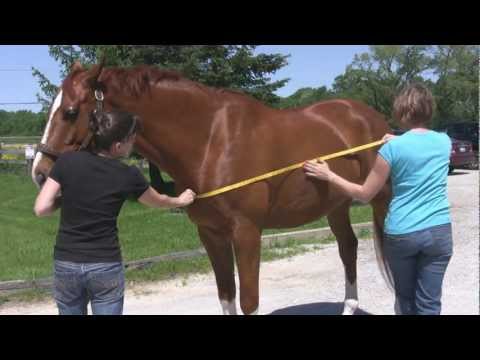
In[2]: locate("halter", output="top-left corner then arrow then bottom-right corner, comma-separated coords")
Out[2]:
37,89 -> 105,160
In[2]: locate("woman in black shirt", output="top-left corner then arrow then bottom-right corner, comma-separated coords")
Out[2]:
34,110 -> 196,315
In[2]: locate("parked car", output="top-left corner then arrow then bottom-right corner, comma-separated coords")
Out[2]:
390,128 -> 476,174
438,122 -> 478,152
449,138 -> 476,173
437,122 -> 478,170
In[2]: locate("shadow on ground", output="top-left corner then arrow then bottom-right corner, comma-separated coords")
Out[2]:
269,302 -> 372,315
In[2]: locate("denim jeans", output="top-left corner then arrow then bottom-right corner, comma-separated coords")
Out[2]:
53,260 -> 125,315
383,223 -> 453,315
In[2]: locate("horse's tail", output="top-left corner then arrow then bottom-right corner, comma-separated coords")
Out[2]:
371,186 -> 394,292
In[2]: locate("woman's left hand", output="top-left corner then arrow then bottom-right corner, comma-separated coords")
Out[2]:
303,159 -> 331,181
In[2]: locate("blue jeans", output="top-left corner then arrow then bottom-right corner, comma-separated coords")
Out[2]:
383,223 -> 453,315
53,260 -> 125,315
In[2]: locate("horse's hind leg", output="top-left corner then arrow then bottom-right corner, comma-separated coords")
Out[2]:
327,203 -> 359,315
198,226 -> 237,315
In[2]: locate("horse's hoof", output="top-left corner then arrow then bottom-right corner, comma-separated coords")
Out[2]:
221,300 -> 237,315
342,299 -> 359,315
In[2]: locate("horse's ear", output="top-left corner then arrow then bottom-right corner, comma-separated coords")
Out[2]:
70,61 -> 84,73
98,54 -> 106,68
84,58 -> 106,89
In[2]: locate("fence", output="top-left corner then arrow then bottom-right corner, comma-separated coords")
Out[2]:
0,222 -> 373,293
0,136 -> 40,145
0,146 -> 149,176
0,148 -> 34,175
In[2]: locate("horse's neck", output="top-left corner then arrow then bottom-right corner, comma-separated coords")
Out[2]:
113,84 -> 221,189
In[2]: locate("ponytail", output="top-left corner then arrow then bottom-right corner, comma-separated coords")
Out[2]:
89,110 -> 141,152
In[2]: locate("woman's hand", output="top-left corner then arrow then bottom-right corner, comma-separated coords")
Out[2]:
177,189 -> 196,207
382,133 -> 397,142
303,159 -> 331,181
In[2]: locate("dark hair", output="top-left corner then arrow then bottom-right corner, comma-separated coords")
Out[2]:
89,110 -> 141,151
393,83 -> 435,128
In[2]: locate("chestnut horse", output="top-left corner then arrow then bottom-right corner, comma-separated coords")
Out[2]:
32,61 -> 392,315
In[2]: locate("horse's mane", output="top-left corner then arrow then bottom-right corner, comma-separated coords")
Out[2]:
99,64 -> 259,103
99,65 -> 184,98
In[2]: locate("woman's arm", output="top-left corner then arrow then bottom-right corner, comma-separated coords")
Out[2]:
138,187 -> 196,209
303,154 -> 391,204
34,177 -> 62,217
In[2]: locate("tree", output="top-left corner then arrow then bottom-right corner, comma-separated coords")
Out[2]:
275,86 -> 333,109
332,45 -> 433,126
32,45 -> 290,111
0,110 -> 46,136
333,45 -> 431,125
430,45 -> 479,127
32,45 -> 98,111
331,45 -> 479,129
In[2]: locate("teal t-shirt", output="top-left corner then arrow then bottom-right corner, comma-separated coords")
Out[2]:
378,130 -> 452,235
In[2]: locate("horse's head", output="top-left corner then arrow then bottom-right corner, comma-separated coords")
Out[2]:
32,60 -> 106,188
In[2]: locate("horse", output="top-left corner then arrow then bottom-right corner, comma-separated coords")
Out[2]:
32,60 -> 392,315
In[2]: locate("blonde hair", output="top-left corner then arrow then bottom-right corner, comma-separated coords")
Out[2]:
393,83 -> 435,128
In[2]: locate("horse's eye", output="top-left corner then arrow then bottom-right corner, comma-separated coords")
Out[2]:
64,107 -> 79,121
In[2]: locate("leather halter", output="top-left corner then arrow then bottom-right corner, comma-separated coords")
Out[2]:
36,89 -> 105,160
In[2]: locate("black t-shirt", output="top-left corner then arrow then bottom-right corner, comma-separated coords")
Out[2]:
49,150 -> 150,263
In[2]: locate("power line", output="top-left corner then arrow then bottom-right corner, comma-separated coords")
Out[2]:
0,69 -> 32,72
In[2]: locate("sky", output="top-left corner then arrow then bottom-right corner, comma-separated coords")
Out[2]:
0,45 -> 370,113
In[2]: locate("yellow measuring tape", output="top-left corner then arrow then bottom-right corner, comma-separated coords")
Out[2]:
196,139 -> 385,199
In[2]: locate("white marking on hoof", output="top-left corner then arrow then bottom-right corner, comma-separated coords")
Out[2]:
221,300 -> 237,315
342,299 -> 359,315
343,270 -> 359,315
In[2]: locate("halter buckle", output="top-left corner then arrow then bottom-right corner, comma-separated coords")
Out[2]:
95,90 -> 104,101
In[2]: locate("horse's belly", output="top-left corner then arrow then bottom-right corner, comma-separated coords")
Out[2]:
264,206 -> 331,229
263,171 -> 347,229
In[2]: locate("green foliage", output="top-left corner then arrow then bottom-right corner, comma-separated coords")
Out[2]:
331,46 -> 434,126
329,45 -> 478,128
275,86 -> 334,109
0,110 -> 46,136
430,45 -> 479,128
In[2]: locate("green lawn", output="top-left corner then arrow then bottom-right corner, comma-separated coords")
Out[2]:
0,171 -> 372,282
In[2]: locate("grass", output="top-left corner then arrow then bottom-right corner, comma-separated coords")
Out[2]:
0,171 -> 373,297
0,172 -> 202,282
0,242 -> 313,306
0,229 -> 374,307
0,288 -> 51,307
262,204 -> 372,235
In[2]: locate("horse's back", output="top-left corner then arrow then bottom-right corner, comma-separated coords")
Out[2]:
299,98 -> 390,141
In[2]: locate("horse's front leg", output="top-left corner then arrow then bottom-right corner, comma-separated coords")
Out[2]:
231,217 -> 262,315
198,226 -> 237,315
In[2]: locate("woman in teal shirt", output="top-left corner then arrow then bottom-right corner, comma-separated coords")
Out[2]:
303,83 -> 452,315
